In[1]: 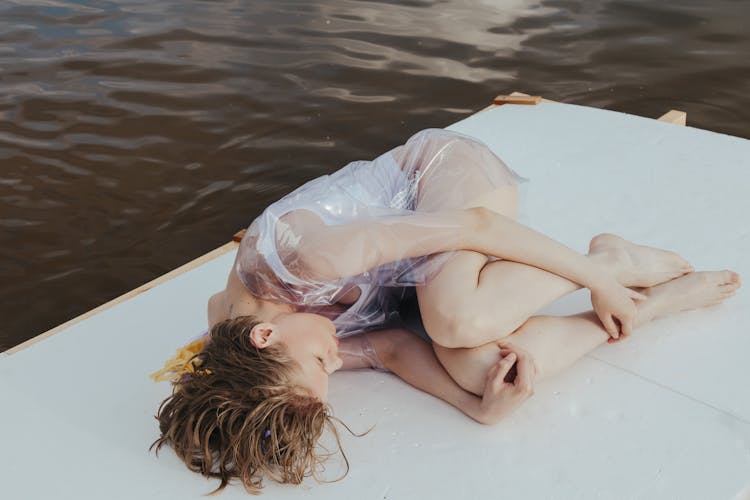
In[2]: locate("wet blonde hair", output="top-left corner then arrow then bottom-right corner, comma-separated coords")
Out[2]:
150,315 -> 370,495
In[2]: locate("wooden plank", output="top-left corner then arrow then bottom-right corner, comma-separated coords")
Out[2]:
478,92 -> 687,130
658,109 -> 687,126
493,94 -> 542,105
474,90 -> 558,115
4,240 -> 240,355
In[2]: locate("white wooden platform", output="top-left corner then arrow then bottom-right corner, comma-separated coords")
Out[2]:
3,95 -> 749,499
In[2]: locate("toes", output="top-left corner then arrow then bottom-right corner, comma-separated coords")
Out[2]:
673,254 -> 694,271
722,270 -> 741,284
719,280 -> 739,288
664,251 -> 693,273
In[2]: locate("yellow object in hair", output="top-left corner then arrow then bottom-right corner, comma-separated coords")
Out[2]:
149,336 -> 212,383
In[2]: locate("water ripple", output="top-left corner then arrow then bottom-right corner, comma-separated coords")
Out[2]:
1,0 -> 749,349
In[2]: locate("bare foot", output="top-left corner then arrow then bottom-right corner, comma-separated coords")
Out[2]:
638,270 -> 742,324
589,233 -> 694,287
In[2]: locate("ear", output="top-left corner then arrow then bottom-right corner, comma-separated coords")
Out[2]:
249,322 -> 278,349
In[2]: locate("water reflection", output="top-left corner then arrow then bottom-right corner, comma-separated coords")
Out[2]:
1,0 -> 748,348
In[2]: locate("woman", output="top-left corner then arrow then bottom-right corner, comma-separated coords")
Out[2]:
150,128 -> 740,494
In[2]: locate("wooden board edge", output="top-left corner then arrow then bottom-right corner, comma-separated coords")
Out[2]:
657,109 -> 687,126
4,240 -> 240,356
473,91 -> 557,116
475,91 -> 687,125
4,90 -> 687,356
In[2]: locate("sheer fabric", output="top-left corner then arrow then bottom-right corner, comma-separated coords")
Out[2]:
235,128 -> 529,337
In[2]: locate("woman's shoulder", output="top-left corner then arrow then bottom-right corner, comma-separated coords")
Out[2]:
235,215 -> 350,307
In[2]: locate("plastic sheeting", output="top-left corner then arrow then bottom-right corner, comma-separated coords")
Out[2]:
235,128 -> 529,337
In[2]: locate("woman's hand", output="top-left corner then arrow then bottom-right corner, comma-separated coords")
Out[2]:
477,344 -> 537,425
590,278 -> 648,341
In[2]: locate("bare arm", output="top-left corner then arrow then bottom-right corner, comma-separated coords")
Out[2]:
354,328 -> 497,425
296,207 -> 608,290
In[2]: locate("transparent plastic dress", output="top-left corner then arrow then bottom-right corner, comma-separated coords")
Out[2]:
337,333 -> 390,372
235,128 -> 530,338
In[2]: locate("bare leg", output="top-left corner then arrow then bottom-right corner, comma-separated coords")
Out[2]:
405,131 -> 692,348
417,220 -> 693,349
432,270 -> 741,396
428,233 -> 693,348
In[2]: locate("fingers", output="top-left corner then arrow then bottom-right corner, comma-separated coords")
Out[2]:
600,313 -> 619,339
498,345 -> 536,397
501,346 -> 539,377
621,316 -> 634,338
513,352 -> 535,395
488,352 -> 516,387
629,289 -> 649,301
607,316 -> 634,342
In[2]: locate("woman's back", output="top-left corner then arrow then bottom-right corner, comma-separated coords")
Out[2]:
233,128 -> 528,337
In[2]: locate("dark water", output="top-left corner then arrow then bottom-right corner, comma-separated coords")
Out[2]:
2,0 -> 749,350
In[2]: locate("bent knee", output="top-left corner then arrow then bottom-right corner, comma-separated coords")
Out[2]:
420,311 -> 465,349
425,313 -> 511,350
416,302 -> 474,348
431,342 -> 499,397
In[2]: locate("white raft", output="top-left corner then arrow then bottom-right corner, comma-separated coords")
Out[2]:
3,92 -> 749,499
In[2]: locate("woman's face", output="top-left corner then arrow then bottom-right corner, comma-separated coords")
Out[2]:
249,312 -> 342,402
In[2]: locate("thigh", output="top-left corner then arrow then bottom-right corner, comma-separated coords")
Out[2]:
431,341 -> 500,397
413,137 -> 520,341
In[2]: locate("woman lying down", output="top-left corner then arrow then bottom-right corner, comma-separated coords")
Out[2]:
149,128 -> 741,494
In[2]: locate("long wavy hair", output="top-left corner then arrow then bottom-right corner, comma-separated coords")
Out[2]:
150,315 -> 371,495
